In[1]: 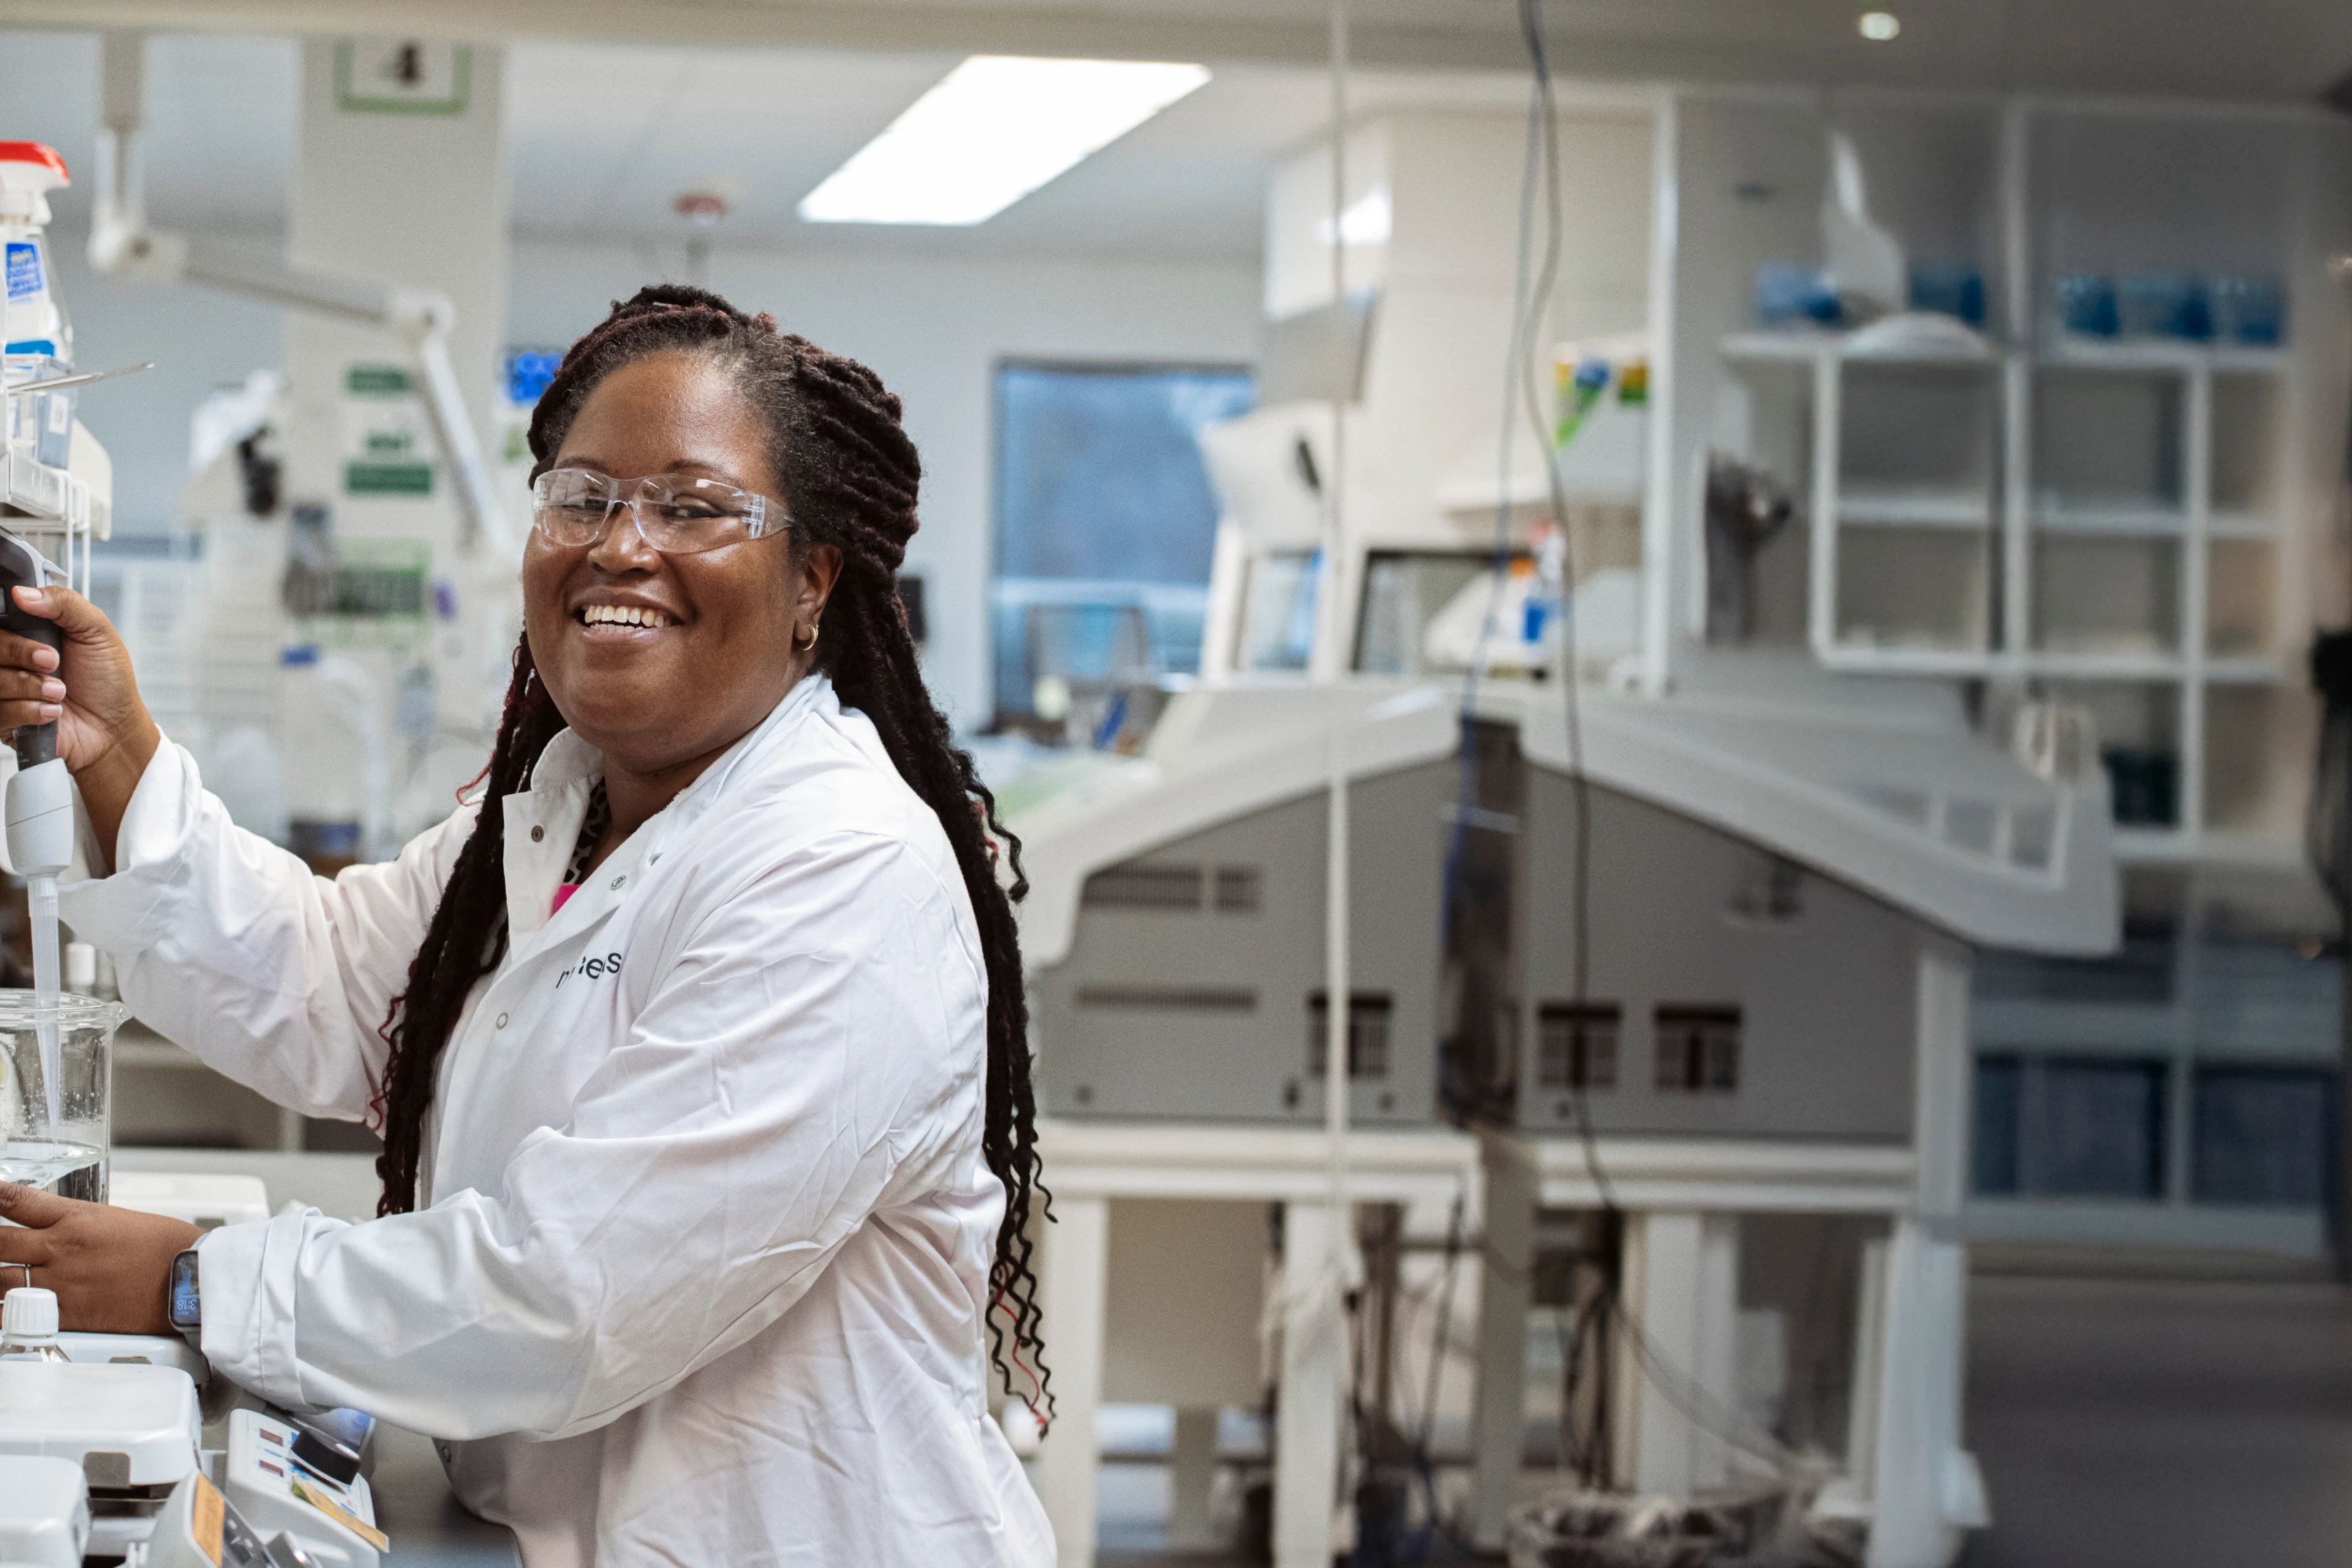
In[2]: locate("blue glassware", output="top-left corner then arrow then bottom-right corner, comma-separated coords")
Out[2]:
1755,262 -> 1840,329
2206,274 -> 2285,346
2055,273 -> 2118,338
1909,262 -> 1986,327
2117,272 -> 2210,341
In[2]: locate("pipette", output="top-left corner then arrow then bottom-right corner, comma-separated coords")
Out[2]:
0,531 -> 70,1134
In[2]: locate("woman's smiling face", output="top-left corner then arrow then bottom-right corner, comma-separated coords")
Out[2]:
522,350 -> 835,775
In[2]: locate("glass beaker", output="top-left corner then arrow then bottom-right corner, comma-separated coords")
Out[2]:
0,990 -> 126,1201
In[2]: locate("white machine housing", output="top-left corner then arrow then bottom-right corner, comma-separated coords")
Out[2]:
1003,105 -> 2119,1568
0,1360 -> 201,1558
0,1453 -> 89,1568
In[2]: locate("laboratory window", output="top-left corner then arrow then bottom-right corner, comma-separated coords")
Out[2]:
990,361 -> 1254,737
2193,1065 -> 2334,1207
1653,1005 -> 1740,1093
1537,1001 -> 1620,1090
1307,992 -> 1395,1080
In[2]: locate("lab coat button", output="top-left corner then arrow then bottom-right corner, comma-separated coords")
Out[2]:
611,875 -> 625,889
496,1012 -> 509,1028
530,826 -> 545,842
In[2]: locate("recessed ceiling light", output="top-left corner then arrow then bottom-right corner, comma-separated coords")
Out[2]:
798,55 -> 1212,227
1858,10 -> 1902,40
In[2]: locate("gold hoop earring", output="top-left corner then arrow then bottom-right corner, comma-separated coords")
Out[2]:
798,622 -> 820,652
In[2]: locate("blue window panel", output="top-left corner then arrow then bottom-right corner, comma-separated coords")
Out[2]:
2037,1058 -> 2168,1198
1973,1054 -> 2023,1196
994,363 -> 1253,584
992,362 -> 1253,725
2193,1067 -> 2333,1206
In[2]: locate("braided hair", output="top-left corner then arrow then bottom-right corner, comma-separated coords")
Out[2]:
372,284 -> 1050,1408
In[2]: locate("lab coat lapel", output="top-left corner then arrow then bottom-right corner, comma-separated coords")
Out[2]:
433,675 -> 834,1201
502,730 -> 603,941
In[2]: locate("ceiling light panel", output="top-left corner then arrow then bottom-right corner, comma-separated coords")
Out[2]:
798,55 -> 1212,226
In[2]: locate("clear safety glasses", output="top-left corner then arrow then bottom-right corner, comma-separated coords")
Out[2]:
530,469 -> 782,556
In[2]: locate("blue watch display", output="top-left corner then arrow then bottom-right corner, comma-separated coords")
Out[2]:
168,1247 -> 201,1348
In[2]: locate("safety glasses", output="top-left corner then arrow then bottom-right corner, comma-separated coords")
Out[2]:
530,469 -> 783,556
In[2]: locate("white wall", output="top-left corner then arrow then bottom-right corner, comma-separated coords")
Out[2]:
54,239 -> 287,537
506,241 -> 1261,727
0,27 -> 293,537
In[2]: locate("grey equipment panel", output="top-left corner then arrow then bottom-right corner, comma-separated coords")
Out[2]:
1517,767 -> 1921,1142
1033,760 -> 1455,1126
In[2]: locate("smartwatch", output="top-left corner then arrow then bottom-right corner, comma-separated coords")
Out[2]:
167,1247 -> 202,1351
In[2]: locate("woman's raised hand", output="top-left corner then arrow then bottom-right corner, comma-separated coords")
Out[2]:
0,585 -> 161,870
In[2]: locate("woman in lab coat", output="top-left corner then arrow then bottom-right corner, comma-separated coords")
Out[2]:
0,285 -> 1056,1566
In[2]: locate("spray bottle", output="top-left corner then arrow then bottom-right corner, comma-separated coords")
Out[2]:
0,145 -> 74,478
0,142 -> 70,360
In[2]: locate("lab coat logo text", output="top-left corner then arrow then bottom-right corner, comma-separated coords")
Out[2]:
556,951 -> 625,987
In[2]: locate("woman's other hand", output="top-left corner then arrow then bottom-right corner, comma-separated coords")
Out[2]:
0,1182 -> 202,1336
1,585 -> 162,871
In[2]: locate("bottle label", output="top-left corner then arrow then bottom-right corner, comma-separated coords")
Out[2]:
3,242 -> 40,302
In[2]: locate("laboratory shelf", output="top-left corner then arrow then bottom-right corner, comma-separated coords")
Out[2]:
2208,511 -> 2283,540
2022,651 -> 2187,680
2203,655 -> 2290,684
2030,502 -> 2187,537
2036,337 -> 2291,375
1721,328 -> 2000,366
1836,488 -> 1994,529
1817,644 -> 1994,677
2110,825 -> 2304,869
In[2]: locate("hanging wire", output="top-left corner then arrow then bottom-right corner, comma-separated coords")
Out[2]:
1414,2 -> 1826,1536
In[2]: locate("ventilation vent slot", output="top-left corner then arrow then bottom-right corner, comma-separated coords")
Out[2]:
1082,864 -> 1205,911
1213,865 -> 1263,913
1307,991 -> 1393,1080
1077,985 -> 1256,1014
1654,1005 -> 1741,1093
1537,1002 -> 1620,1090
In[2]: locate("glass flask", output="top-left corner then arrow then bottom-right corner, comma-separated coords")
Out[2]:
0,990 -> 127,1200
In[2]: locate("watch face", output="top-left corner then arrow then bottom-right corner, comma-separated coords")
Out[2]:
169,1251 -> 201,1331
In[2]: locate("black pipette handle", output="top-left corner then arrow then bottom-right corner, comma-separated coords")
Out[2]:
0,533 -> 61,769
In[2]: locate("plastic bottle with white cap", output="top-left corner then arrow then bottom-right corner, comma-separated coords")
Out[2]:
0,1286 -> 70,1362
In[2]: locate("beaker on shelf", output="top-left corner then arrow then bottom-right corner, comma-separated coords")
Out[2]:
0,990 -> 127,1200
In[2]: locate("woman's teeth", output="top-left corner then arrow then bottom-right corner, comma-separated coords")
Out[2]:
581,605 -> 674,628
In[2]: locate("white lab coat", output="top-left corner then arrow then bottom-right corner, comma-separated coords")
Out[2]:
59,675 -> 1054,1567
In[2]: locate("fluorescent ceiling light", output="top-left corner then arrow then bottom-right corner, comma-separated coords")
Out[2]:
799,55 -> 1211,226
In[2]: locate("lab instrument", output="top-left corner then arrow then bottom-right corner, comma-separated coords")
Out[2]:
223,1409 -> 386,1568
0,1455 -> 88,1568
0,1359 -> 202,1559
